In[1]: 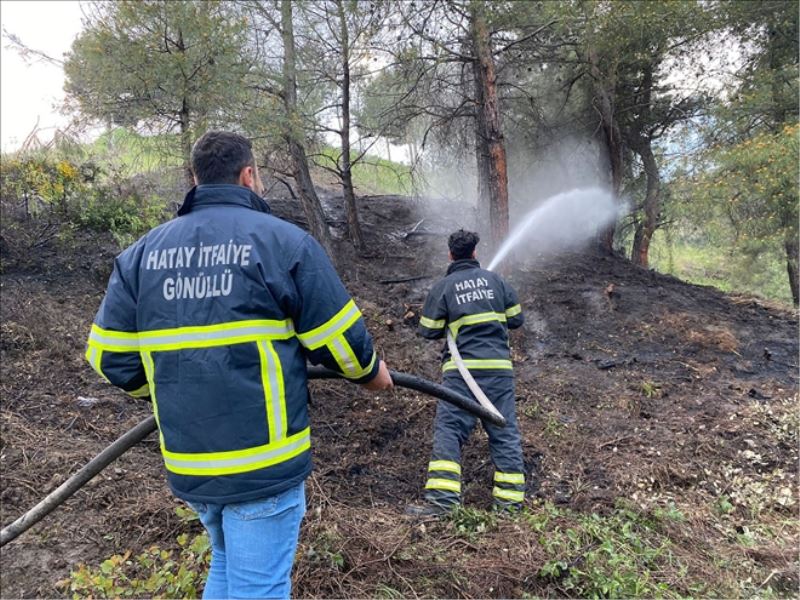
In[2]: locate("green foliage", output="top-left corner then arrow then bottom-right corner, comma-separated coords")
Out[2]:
304,528 -> 347,571
87,128 -> 183,176
532,502 -> 679,598
1,150 -> 170,248
374,583 -> 405,599
0,155 -> 87,217
78,187 -> 166,247
543,413 -> 565,438
652,121 -> 799,304
447,505 -> 497,540
640,381 -> 661,399
650,502 -> 685,523
715,495 -> 735,516
349,154 -> 412,195
698,124 -> 799,245
314,146 -> 413,195
649,230 -> 793,304
64,0 -> 251,163
63,532 -> 209,599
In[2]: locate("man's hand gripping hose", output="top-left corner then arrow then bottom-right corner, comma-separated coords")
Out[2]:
0,366 -> 505,547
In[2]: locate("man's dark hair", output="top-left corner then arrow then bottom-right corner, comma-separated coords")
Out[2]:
191,131 -> 254,185
448,229 -> 480,260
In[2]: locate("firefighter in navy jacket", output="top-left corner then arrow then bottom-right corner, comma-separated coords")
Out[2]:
411,229 -> 525,515
86,131 -> 392,597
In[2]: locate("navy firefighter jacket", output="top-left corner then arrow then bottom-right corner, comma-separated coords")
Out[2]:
418,259 -> 524,376
86,184 -> 379,504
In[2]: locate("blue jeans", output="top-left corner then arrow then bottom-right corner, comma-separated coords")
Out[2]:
188,482 -> 306,599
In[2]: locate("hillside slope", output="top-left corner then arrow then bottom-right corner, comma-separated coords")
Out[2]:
1,193 -> 797,598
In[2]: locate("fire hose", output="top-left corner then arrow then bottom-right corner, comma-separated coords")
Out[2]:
446,331 -> 505,423
0,366 -> 505,547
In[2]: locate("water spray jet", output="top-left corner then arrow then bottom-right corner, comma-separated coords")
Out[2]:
487,188 -> 623,272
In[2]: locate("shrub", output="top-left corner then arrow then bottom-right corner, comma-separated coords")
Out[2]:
61,532 -> 209,599
1,152 -> 170,249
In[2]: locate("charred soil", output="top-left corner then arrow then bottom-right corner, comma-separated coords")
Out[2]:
1,193 -> 797,598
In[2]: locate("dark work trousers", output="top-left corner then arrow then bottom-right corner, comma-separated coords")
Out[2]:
424,373 -> 526,508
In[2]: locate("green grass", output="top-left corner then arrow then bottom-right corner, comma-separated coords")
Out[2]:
72,130 -> 413,195
522,498 -> 790,599
648,228 -> 794,305
85,129 -> 183,175
314,146 -> 413,195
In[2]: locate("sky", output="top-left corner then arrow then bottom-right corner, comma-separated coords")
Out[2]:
0,0 -> 85,152
0,0 -> 408,161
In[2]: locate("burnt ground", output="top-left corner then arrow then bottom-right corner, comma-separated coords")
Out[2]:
1,192 -> 798,598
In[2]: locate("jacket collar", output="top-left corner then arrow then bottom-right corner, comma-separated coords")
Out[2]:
447,258 -> 481,275
177,184 -> 271,216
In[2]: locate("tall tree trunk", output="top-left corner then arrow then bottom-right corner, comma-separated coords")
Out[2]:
587,48 -> 622,254
281,0 -> 335,259
470,4 -> 509,254
336,0 -> 365,251
631,141 -> 660,268
767,30 -> 798,305
630,63 -> 660,268
472,55 -> 491,232
782,214 -> 799,306
179,98 -> 194,189
177,27 -> 194,189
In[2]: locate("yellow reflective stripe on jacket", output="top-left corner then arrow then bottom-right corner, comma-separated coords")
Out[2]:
420,316 -> 445,330
505,304 -> 522,317
428,460 -> 461,475
329,335 -> 376,379
442,358 -> 513,372
493,487 -> 524,502
89,320 -> 295,352
297,300 -> 361,350
85,346 -> 110,383
258,341 -> 287,442
127,383 -> 151,398
494,472 -> 525,485
141,351 -> 166,450
448,311 -> 507,337
425,478 -> 461,493
162,427 -> 311,476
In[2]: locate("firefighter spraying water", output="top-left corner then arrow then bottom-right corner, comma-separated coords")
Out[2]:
407,230 -> 526,517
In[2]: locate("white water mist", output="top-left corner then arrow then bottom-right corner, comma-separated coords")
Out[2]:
488,188 -> 623,271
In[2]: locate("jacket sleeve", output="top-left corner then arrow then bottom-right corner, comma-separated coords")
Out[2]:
418,281 -> 448,339
503,278 -> 524,330
287,235 -> 379,384
85,250 -> 149,399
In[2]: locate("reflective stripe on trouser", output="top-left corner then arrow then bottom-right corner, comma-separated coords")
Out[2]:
424,460 -> 462,505
493,471 -> 525,504
425,374 -> 525,507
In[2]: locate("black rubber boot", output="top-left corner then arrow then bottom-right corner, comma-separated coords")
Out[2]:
405,501 -> 455,518
493,502 -> 523,515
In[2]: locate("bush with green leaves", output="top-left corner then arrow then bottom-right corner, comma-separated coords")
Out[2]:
1,152 -> 170,248
62,516 -> 209,599
76,186 -> 166,247
63,533 -> 209,599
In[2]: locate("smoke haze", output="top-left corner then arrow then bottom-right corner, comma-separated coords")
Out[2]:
416,136 -> 623,269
